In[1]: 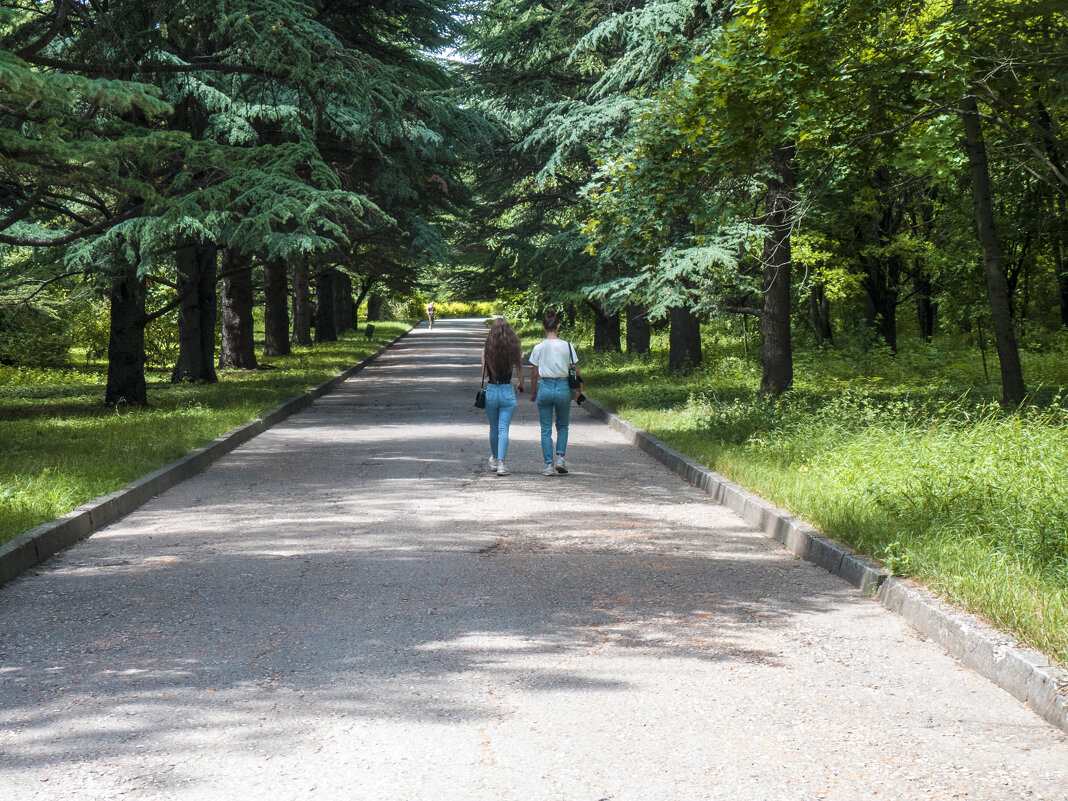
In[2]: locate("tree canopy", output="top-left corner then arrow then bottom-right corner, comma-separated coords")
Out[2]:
1,0 -> 1065,403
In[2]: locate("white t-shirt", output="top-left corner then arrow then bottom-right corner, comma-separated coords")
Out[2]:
529,339 -> 578,378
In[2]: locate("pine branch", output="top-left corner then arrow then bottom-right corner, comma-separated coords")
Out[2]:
0,205 -> 142,247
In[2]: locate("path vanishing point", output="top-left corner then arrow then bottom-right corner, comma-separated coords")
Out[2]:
2,318 -> 1067,800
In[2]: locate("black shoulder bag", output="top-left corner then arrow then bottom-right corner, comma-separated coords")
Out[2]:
474,364 -> 487,408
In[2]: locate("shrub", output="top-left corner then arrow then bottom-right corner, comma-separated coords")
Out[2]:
0,305 -> 72,367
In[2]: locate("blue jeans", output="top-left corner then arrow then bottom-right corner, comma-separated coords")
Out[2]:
485,382 -> 517,461
536,377 -> 570,464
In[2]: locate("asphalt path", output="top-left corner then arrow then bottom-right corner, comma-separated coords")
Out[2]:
2,318 -> 1067,800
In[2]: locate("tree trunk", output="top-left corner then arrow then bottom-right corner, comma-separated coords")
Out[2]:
1054,197 -> 1068,327
105,264 -> 148,405
1057,241 -> 1068,328
367,293 -> 384,321
218,247 -> 258,369
263,258 -> 290,357
915,271 -> 935,342
566,302 -> 576,328
315,267 -> 338,342
352,280 -> 371,331
589,301 -> 621,351
343,274 -> 357,328
961,94 -> 1026,404
332,271 -> 351,335
171,239 -> 218,383
809,283 -> 832,346
291,259 -> 312,346
760,143 -> 796,395
864,255 -> 899,351
668,306 -> 702,371
626,304 -> 650,355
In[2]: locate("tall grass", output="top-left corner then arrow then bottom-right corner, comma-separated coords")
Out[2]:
0,323 -> 409,546
576,328 -> 1068,663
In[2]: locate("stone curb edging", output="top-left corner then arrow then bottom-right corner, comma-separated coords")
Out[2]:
582,398 -> 1068,735
0,326 -> 416,590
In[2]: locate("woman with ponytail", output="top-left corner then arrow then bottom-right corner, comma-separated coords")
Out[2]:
481,318 -> 525,476
528,308 -> 581,476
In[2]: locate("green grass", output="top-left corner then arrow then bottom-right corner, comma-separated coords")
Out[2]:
0,322 -> 409,547
570,326 -> 1068,664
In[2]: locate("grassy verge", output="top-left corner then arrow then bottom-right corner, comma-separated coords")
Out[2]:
0,322 -> 409,547
567,327 -> 1068,664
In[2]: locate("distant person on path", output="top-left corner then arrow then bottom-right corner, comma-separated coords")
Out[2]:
529,308 -> 581,476
482,318 -> 525,476
426,301 -> 436,329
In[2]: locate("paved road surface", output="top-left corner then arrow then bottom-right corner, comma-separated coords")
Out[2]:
2,319 -> 1067,800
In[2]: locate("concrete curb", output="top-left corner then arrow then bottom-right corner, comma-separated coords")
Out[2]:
0,326 -> 415,589
582,398 -> 1068,735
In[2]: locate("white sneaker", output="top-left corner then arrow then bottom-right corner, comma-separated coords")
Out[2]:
488,456 -> 499,472
496,462 -> 510,476
542,463 -> 557,476
554,455 -> 567,474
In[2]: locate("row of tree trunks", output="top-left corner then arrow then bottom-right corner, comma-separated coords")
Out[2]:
760,143 -> 797,395
263,258 -> 290,357
172,239 -> 219,383
218,247 -> 258,369
626,304 -> 650,355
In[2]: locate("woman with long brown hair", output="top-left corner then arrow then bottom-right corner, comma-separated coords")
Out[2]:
481,317 -> 525,476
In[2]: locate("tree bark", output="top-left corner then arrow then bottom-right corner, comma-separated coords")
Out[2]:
343,274 -> 357,328
915,272 -> 935,342
625,304 -> 650,355
353,280 -> 372,330
809,283 -> 832,346
1054,197 -> 1068,327
263,258 -> 290,357
1057,240 -> 1068,328
668,306 -> 702,371
105,264 -> 148,405
332,271 -> 351,335
760,143 -> 796,395
291,259 -> 312,346
367,293 -> 384,321
961,94 -> 1026,404
863,255 -> 900,351
218,247 -> 258,369
589,301 -> 621,351
315,267 -> 338,342
171,239 -> 218,383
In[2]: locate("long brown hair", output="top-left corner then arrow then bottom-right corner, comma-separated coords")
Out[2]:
483,318 -> 522,379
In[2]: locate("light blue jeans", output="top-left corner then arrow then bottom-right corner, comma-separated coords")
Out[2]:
485,382 -> 517,461
536,377 -> 570,464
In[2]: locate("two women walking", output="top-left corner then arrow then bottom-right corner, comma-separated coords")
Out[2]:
481,309 -> 582,477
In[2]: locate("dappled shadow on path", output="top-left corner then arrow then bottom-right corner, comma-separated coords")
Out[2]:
1,318 -> 873,789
